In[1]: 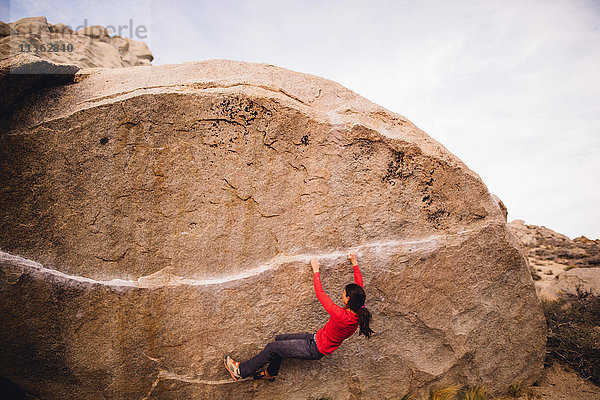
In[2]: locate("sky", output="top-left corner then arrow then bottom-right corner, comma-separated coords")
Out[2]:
3,0 -> 600,239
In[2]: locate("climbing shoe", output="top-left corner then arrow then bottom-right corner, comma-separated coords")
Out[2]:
224,355 -> 241,381
253,370 -> 276,382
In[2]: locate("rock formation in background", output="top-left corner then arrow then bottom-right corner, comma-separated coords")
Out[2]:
508,219 -> 600,300
0,16 -> 153,123
0,59 -> 546,400
0,16 -> 153,68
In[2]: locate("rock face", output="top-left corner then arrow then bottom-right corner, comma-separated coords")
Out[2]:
0,16 -> 153,68
0,60 -> 546,399
508,219 -> 600,300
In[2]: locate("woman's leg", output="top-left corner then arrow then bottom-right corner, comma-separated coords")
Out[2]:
238,334 -> 315,378
275,333 -> 312,341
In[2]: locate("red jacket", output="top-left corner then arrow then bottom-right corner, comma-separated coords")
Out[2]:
313,264 -> 363,355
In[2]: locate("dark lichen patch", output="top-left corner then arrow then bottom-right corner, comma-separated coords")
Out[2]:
421,177 -> 435,205
210,96 -> 273,127
382,149 -> 414,185
300,134 -> 310,146
344,138 -> 377,157
381,149 -> 454,231
426,209 -> 450,226
418,165 -> 438,194
197,119 -> 247,150
417,161 -> 454,228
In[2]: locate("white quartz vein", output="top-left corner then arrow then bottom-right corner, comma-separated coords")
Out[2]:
1,230 -> 474,289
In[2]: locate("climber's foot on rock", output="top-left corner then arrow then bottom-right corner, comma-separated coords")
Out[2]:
253,370 -> 276,382
224,355 -> 241,381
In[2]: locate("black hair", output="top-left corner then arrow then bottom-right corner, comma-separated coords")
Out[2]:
344,283 -> 373,338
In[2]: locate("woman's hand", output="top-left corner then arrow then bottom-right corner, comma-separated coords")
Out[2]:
311,256 -> 320,273
348,250 -> 358,266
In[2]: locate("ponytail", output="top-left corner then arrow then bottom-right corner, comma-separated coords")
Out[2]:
357,306 -> 373,338
344,283 -> 374,338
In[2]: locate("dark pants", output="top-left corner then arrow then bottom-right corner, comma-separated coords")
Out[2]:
238,333 -> 324,378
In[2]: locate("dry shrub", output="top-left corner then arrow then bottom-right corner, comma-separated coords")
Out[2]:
542,286 -> 600,385
459,386 -> 487,400
429,384 -> 461,400
507,381 -> 522,397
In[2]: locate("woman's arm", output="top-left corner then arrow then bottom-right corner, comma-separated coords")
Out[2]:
311,257 -> 345,319
348,250 -> 363,287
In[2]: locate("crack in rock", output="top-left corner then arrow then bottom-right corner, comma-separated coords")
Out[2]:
140,368 -> 250,400
79,81 -> 316,110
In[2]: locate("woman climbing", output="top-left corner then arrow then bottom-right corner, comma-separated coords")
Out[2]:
224,250 -> 373,381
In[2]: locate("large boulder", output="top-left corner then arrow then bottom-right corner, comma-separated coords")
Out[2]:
0,60 -> 546,399
10,16 -> 49,36
0,21 -> 15,37
553,268 -> 600,297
